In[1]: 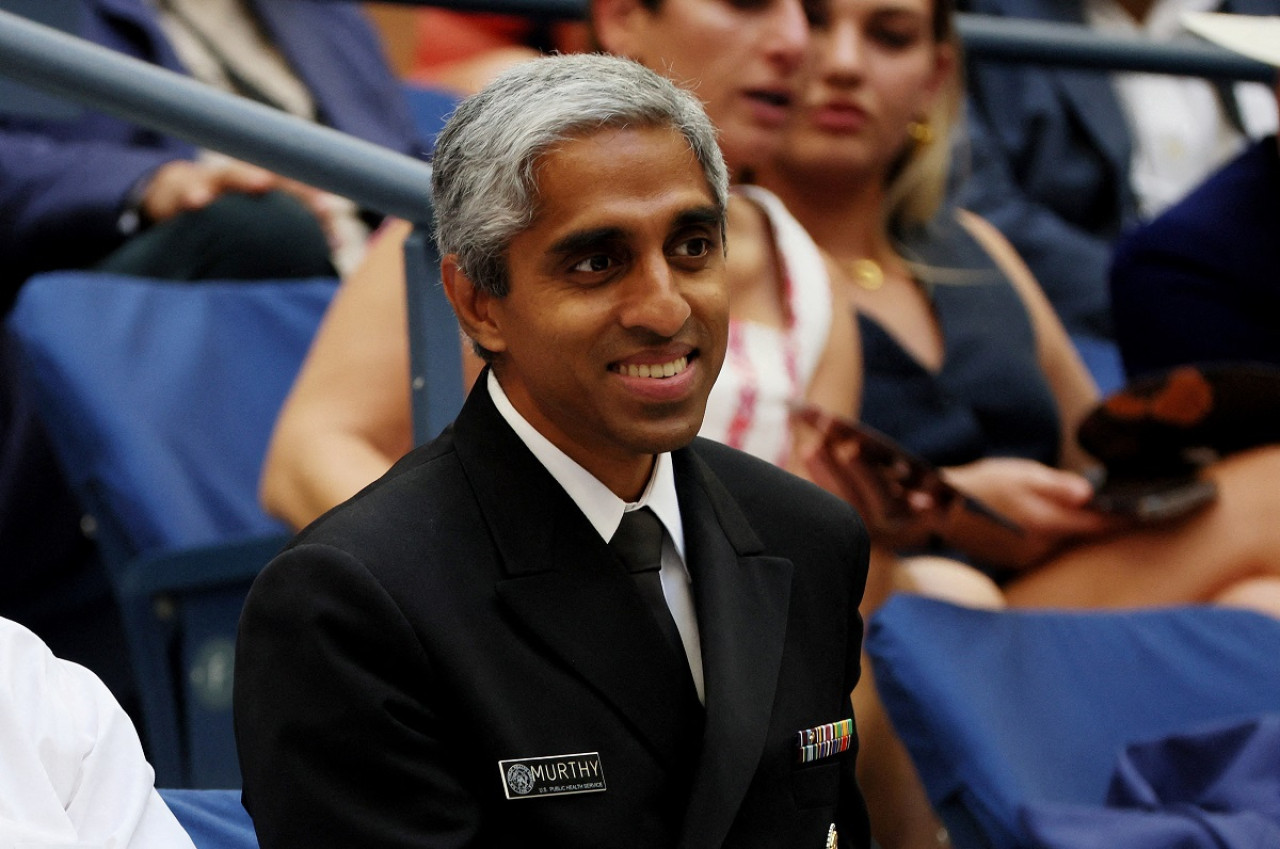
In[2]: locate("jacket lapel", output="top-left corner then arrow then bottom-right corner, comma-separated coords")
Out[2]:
1054,72 -> 1131,191
250,0 -> 336,119
454,384 -> 700,772
674,447 -> 794,849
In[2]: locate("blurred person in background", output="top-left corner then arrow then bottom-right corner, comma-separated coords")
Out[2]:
0,0 -> 428,300
0,0 -> 425,722
954,0 -> 1280,345
1110,14 -> 1280,376
756,0 -> 1280,842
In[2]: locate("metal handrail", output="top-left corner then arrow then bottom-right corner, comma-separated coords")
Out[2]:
956,14 -> 1274,81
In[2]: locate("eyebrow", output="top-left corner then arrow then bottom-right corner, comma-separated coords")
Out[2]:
547,227 -> 627,260
674,206 -> 725,234
545,204 -> 725,259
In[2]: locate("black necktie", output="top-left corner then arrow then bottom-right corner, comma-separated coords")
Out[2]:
610,508 -> 687,661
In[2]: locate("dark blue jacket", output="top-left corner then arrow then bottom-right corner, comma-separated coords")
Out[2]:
1110,136 -> 1280,376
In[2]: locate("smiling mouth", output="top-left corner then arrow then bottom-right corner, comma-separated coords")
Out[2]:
612,355 -> 691,379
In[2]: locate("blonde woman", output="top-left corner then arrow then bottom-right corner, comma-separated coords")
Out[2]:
757,0 -> 1280,843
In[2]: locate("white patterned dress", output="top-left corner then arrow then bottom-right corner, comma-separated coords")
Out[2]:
700,185 -> 834,467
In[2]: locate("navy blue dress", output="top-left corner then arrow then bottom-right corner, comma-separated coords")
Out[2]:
857,211 -> 1062,469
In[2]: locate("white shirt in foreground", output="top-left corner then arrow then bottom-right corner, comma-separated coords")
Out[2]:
0,618 -> 195,849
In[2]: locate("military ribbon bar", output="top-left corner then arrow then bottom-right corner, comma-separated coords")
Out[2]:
796,718 -> 854,764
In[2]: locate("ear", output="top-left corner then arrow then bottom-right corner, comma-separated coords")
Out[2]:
591,0 -> 652,59
441,255 -> 507,357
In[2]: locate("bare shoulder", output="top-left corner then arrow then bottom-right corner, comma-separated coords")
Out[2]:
953,209 -> 1039,302
954,208 -> 1065,331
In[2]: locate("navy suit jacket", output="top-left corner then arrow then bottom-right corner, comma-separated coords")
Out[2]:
1110,136 -> 1280,376
954,0 -> 1280,340
0,0 -> 425,292
235,380 -> 872,849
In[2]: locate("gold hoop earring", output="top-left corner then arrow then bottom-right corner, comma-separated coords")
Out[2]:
906,118 -> 934,147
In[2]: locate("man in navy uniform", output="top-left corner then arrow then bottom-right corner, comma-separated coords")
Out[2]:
235,53 -> 871,849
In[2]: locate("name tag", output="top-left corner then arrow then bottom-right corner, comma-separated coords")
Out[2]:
499,751 -> 607,799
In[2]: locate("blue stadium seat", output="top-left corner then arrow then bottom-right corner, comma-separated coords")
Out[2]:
160,788 -> 257,849
404,224 -> 465,444
6,272 -> 337,787
866,596 -> 1280,849
1071,333 -> 1126,396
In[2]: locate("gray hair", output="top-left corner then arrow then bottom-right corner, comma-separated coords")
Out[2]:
431,53 -> 729,298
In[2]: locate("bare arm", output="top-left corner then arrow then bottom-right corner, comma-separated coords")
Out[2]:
259,219 -> 418,530
806,254 -> 861,420
787,254 -> 861,477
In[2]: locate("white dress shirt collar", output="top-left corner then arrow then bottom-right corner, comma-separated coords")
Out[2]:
486,372 -> 688,562
488,372 -> 704,703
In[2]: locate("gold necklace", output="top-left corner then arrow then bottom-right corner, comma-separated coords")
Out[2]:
842,257 -> 885,291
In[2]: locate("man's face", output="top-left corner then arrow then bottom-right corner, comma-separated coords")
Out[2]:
475,125 -> 728,499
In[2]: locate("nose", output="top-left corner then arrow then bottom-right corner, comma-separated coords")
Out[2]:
618,257 -> 692,338
766,0 -> 811,74
822,19 -> 865,81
